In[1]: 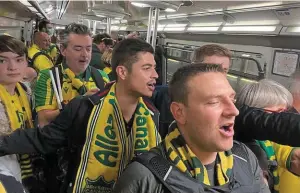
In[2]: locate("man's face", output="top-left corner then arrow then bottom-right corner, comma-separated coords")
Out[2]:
36,32 -> 50,50
122,52 -> 158,97
61,34 -> 92,74
175,72 -> 239,153
0,52 -> 27,85
203,55 -> 230,73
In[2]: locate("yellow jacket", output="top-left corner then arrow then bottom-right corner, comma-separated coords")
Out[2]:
28,44 -> 53,72
273,142 -> 300,193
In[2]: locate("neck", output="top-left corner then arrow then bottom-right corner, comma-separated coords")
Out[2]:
2,83 -> 16,95
65,62 -> 83,76
180,127 -> 217,165
191,148 -> 217,165
115,82 -> 139,122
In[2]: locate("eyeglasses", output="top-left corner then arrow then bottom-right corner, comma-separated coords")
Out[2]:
264,109 -> 287,113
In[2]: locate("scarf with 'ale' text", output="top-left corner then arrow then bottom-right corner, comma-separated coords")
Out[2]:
164,122 -> 234,186
73,83 -> 161,193
0,83 -> 34,180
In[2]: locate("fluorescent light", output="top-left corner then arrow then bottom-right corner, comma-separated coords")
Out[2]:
165,8 -> 176,12
190,22 -> 223,27
119,26 -> 127,30
225,20 -> 280,26
115,17 -> 122,20
164,27 -> 185,32
111,26 -> 119,31
96,14 -> 105,17
286,26 -> 300,33
228,2 -> 282,10
151,25 -> 165,31
131,2 -> 150,8
242,54 -> 251,57
187,27 -> 219,32
166,24 -> 187,27
222,26 -> 277,32
55,26 -> 65,29
166,13 -> 187,19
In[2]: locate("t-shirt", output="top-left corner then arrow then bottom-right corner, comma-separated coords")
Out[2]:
34,64 -> 110,112
11,93 -> 28,129
28,44 -> 53,72
205,161 -> 216,186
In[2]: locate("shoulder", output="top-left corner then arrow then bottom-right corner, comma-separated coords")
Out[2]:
114,161 -> 164,193
232,141 -> 260,173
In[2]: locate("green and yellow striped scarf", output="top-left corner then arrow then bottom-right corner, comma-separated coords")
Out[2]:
0,83 -> 34,180
73,83 -> 161,193
256,140 -> 279,193
164,123 -> 234,186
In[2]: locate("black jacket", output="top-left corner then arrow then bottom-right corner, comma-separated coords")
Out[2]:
0,82 -> 160,192
234,105 -> 300,146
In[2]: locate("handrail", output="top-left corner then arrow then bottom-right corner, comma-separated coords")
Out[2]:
163,44 -> 266,79
28,0 -> 50,20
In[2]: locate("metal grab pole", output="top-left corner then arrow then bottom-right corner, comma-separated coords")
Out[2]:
146,7 -> 153,43
151,8 -> 159,51
93,20 -> 97,35
106,17 -> 111,34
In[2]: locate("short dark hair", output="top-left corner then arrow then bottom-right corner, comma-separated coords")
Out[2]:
60,23 -> 92,48
192,44 -> 232,63
0,35 -> 27,56
111,38 -> 154,80
93,33 -> 112,45
169,63 -> 224,104
38,20 -> 51,31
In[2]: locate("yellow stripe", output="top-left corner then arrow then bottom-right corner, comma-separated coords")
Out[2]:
0,182 -> 7,193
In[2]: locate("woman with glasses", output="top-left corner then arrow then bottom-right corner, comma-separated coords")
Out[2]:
236,79 -> 300,193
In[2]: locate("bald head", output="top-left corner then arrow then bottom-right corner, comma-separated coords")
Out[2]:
34,32 -> 50,50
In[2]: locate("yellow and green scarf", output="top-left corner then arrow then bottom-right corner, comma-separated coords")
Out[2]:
0,83 -> 34,180
73,83 -> 161,193
256,140 -> 279,193
164,123 -> 234,186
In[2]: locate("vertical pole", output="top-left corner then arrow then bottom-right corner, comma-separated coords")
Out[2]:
106,18 -> 111,34
93,20 -> 97,35
146,7 -> 153,43
151,8 -> 159,52
106,0 -> 112,34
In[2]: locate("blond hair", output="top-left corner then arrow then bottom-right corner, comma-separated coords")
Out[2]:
102,49 -> 113,66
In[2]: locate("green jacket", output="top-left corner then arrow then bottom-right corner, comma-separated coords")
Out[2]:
89,44 -> 105,70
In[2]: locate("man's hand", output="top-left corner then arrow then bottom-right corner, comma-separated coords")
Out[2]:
290,149 -> 300,176
84,88 -> 100,96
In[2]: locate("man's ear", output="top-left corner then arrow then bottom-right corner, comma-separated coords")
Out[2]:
61,46 -> 67,57
170,102 -> 186,125
116,65 -> 128,80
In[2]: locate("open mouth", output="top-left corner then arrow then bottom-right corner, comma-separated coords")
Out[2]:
147,83 -> 155,91
219,123 -> 234,137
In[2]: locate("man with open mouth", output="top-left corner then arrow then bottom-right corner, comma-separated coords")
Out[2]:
114,63 -> 270,193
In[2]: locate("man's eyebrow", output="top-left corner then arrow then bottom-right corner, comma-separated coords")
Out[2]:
0,55 -> 24,59
142,63 -> 155,67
